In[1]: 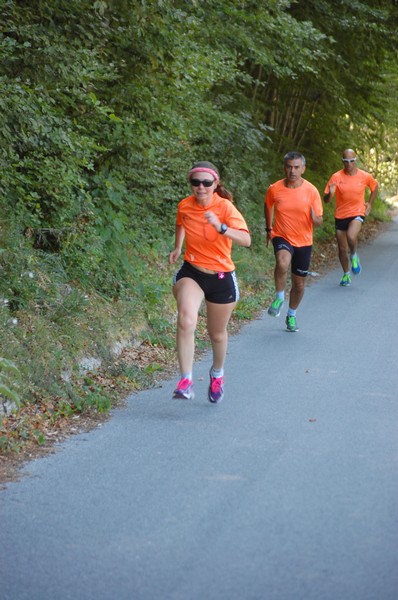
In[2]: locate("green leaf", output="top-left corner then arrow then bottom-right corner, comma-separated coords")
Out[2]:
0,384 -> 21,405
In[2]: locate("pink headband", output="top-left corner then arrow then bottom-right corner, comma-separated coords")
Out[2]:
188,167 -> 219,183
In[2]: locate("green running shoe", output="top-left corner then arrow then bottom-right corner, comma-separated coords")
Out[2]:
285,315 -> 299,332
339,273 -> 351,286
351,255 -> 361,275
268,297 -> 284,317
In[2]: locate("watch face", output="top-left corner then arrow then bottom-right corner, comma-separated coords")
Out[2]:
221,224 -> 227,234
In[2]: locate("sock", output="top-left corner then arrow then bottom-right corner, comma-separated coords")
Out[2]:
287,308 -> 296,317
211,367 -> 224,379
276,291 -> 285,301
344,271 -> 350,275
181,372 -> 192,381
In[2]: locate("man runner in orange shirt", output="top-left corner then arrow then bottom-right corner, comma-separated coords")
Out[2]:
264,152 -> 323,332
324,148 -> 379,286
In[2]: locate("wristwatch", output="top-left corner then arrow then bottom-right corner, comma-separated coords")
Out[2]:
219,223 -> 228,235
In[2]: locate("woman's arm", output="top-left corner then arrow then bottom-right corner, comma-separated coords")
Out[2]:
169,224 -> 185,264
222,227 -> 251,247
205,211 -> 251,247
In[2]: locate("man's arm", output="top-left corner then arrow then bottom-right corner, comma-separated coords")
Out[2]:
365,183 -> 379,216
323,182 -> 336,203
264,200 -> 274,246
311,207 -> 323,228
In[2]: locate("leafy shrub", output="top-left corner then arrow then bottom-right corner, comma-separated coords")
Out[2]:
0,357 -> 21,410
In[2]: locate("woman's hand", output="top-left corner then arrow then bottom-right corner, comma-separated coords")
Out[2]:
204,210 -> 222,232
169,248 -> 181,264
206,211 -> 251,247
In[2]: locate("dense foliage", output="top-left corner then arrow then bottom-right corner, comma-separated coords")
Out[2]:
0,0 -> 397,412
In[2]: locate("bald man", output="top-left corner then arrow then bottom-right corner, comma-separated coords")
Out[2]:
324,149 -> 378,286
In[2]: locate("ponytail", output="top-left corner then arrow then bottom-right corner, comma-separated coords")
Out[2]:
215,184 -> 233,202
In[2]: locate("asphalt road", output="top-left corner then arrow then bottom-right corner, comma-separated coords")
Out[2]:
1,217 -> 398,600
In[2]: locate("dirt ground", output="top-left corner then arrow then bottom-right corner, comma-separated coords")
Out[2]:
0,217 -> 393,487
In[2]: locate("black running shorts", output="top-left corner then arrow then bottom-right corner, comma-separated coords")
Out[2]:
335,216 -> 365,231
174,261 -> 239,304
272,237 -> 312,277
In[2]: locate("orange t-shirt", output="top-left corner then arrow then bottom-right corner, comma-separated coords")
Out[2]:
176,192 -> 249,272
265,179 -> 323,247
324,168 -> 378,219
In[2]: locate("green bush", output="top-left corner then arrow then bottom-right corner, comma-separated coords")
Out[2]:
0,357 -> 21,410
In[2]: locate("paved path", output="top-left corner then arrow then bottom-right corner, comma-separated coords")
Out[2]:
1,218 -> 398,600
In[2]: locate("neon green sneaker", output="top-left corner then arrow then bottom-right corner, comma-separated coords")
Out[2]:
339,273 -> 351,286
268,297 -> 284,317
351,255 -> 361,275
285,315 -> 299,332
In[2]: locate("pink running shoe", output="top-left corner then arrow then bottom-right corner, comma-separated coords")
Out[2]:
173,378 -> 194,400
208,370 -> 224,404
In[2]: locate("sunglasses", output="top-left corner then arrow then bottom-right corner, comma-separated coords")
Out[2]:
342,158 -> 357,163
190,178 -> 215,187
